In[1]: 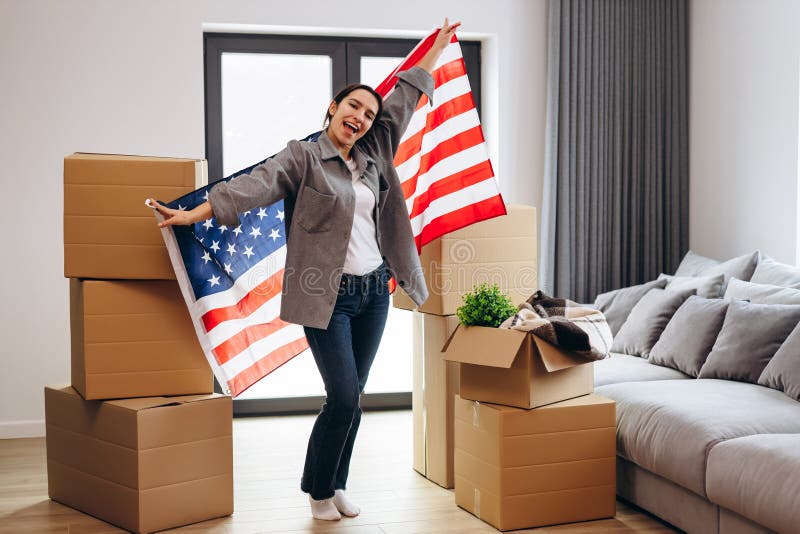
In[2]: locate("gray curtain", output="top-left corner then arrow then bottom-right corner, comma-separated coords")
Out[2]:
540,0 -> 689,303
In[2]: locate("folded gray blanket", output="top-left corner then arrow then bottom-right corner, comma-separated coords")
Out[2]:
500,291 -> 612,361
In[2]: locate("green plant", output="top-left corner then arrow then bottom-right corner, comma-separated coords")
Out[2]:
456,283 -> 518,327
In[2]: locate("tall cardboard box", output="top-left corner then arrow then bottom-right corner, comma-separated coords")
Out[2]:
412,312 -> 460,488
64,153 -> 206,279
393,205 -> 537,315
454,394 -> 616,531
71,279 -> 213,400
45,386 -> 233,534
443,325 -> 594,409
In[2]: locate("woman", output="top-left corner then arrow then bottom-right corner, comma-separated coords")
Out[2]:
150,19 -> 460,521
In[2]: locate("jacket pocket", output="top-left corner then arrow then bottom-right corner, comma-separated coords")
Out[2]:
295,186 -> 337,233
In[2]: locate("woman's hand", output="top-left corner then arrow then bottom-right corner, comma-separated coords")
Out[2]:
417,18 -> 462,73
147,198 -> 214,228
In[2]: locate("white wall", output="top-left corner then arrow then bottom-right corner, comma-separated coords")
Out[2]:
689,0 -> 800,263
0,0 -> 548,437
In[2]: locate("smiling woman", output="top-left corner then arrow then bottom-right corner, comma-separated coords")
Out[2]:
148,19 -> 462,522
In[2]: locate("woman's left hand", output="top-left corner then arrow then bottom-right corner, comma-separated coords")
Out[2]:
417,18 -> 462,73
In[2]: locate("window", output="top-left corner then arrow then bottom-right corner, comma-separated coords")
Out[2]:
204,32 -> 481,413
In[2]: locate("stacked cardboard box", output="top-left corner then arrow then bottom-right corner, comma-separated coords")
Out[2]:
453,394 -> 616,531
443,323 -> 617,530
46,154 -> 233,533
401,205 -> 538,489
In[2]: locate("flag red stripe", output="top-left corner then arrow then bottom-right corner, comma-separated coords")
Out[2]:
212,318 -> 294,365
414,195 -> 507,251
396,92 -> 477,170
432,58 -> 468,87
201,269 -> 284,332
374,33 -> 457,97
407,124 -> 486,201
408,160 -> 496,219
226,337 -> 309,397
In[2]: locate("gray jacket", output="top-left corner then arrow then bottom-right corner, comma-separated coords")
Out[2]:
208,67 -> 432,329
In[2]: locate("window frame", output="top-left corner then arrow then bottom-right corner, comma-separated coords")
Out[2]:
203,32 -> 481,414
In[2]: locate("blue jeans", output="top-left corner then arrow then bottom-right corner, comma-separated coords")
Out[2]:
300,263 -> 390,500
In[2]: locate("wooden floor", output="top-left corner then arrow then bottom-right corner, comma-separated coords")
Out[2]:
0,410 -> 678,533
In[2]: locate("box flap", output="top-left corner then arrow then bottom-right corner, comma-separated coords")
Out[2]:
107,393 -> 225,412
443,325 -> 528,368
533,336 -> 592,372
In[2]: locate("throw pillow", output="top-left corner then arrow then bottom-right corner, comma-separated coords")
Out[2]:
611,288 -> 696,357
750,255 -> 800,288
724,278 -> 800,305
674,250 -> 759,284
649,296 -> 729,376
759,323 -> 800,401
658,273 -> 725,298
594,278 -> 668,336
698,300 -> 800,383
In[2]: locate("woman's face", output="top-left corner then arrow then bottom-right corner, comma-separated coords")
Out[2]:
326,89 -> 380,154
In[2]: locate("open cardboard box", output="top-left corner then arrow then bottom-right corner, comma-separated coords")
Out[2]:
442,325 -> 594,409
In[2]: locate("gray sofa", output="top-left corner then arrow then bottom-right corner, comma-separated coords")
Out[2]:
595,355 -> 800,533
590,251 -> 800,534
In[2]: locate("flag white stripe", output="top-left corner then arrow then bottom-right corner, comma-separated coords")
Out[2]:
399,75 -> 472,141
409,179 -> 502,235
190,246 -> 287,314
202,293 -> 282,346
435,42 -> 463,66
404,143 -> 494,211
395,110 -> 482,178
221,323 -> 307,378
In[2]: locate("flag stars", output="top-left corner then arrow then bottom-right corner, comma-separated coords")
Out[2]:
203,219 -> 214,230
233,226 -> 243,236
243,246 -> 255,259
178,204 -> 186,211
208,274 -> 220,287
203,191 -> 209,201
218,225 -> 228,234
210,240 -> 221,253
201,251 -> 212,264
224,263 -> 233,275
226,243 -> 237,256
249,226 -> 262,238
276,210 -> 285,222
257,207 -> 268,220
269,228 -> 280,241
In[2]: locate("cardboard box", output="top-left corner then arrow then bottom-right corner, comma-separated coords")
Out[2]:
45,386 -> 233,534
454,394 -> 616,531
443,325 -> 593,409
412,312 -> 460,488
394,204 -> 537,315
71,279 -> 213,400
64,153 -> 206,279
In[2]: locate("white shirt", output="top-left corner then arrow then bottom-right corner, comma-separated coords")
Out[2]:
342,158 -> 383,275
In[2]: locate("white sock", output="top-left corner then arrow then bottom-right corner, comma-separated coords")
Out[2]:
309,496 -> 341,521
333,489 -> 360,517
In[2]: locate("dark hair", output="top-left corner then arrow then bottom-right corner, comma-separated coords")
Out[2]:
323,83 -> 384,129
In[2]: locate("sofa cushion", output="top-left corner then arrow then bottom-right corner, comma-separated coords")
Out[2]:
706,434 -> 800,534
698,300 -> 800,383
595,379 -> 800,498
758,322 -> 800,401
658,273 -> 725,298
750,255 -> 800,288
724,277 -> 800,304
649,296 -> 729,377
594,353 -> 690,387
611,288 -> 695,357
674,250 -> 759,284
594,278 -> 668,336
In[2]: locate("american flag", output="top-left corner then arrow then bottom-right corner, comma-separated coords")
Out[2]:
155,160 -> 308,397
155,29 -> 504,397
376,30 -> 506,251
